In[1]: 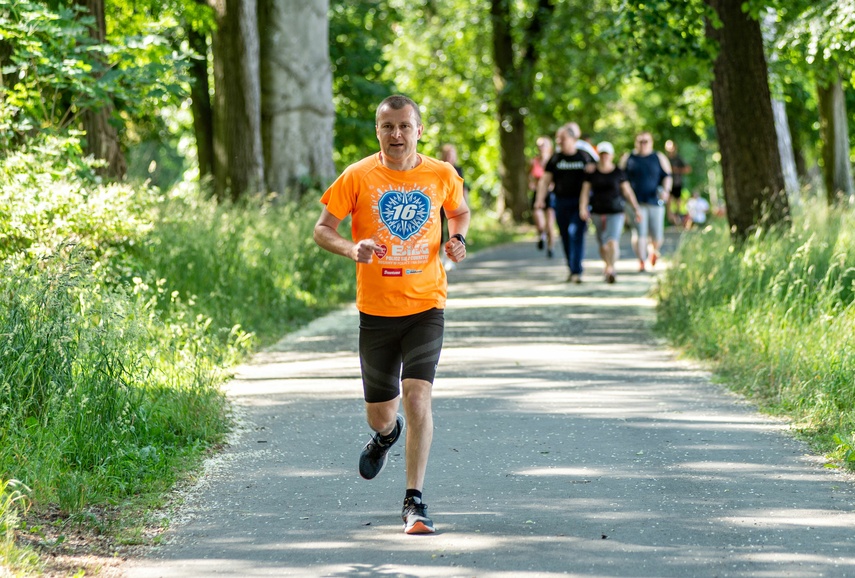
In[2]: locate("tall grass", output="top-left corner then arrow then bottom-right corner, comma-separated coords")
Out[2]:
0,248 -> 238,512
0,479 -> 37,574
119,183 -> 357,346
655,200 -> 855,464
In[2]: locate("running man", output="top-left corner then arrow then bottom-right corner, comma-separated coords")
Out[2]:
313,95 -> 470,534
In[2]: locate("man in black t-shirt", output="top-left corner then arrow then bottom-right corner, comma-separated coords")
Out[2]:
534,126 -> 595,283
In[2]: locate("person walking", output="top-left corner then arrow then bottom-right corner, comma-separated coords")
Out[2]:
619,131 -> 672,271
535,126 -> 596,283
440,143 -> 468,197
579,141 -> 641,283
664,139 -> 691,226
528,135 -> 556,257
313,95 -> 470,535
566,122 -> 600,162
439,143 -> 468,270
685,189 -> 710,229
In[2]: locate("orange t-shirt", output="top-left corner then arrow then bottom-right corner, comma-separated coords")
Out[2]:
320,153 -> 465,317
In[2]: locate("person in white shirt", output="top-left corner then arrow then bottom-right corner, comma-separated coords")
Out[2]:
685,190 -> 710,229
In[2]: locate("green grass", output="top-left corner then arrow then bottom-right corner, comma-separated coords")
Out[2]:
654,199 -> 855,466
0,480 -> 39,576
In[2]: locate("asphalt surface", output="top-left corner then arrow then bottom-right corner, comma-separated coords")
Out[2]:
125,231 -> 855,578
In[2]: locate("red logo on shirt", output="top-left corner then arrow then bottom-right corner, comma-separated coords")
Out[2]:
382,268 -> 402,277
374,244 -> 387,259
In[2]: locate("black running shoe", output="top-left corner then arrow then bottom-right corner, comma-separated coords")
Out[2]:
402,496 -> 435,534
358,414 -> 404,480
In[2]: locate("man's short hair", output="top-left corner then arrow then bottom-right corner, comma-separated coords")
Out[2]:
561,124 -> 578,140
376,95 -> 422,126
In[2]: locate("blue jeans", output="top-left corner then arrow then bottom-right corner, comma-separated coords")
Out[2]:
554,196 -> 586,275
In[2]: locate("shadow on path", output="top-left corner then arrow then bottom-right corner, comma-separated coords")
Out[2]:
126,231 -> 855,578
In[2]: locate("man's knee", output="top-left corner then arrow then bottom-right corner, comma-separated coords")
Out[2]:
365,399 -> 399,433
402,380 -> 433,417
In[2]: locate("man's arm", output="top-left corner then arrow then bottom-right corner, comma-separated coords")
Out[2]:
658,152 -> 674,199
313,207 -> 376,264
579,182 -> 591,221
444,198 -> 471,263
534,173 -> 554,209
621,181 -> 642,221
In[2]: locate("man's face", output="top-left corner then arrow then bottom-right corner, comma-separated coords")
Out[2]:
376,104 -> 422,163
636,133 -> 653,154
556,129 -> 577,154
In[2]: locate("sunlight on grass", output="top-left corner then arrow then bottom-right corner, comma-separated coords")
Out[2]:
654,198 -> 855,467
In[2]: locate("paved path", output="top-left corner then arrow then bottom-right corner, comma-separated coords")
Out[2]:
126,233 -> 855,577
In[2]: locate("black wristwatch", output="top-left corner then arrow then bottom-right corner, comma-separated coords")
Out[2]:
451,233 -> 466,246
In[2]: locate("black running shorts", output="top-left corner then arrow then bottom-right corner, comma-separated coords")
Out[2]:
358,308 -> 445,403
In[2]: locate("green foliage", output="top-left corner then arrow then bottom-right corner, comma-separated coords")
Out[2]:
609,0 -> 715,83
654,198 -> 855,465
0,133 -> 152,263
771,0 -> 855,177
0,1 -> 99,141
775,0 -> 855,75
0,0 -> 191,137
0,0 -> 199,192
329,0 -> 399,168
104,0 -> 210,188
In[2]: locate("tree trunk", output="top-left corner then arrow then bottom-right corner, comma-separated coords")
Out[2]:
490,0 -> 554,223
495,99 -> 529,221
761,9 -> 799,201
786,106 -> 808,181
0,39 -> 11,90
187,25 -> 215,182
705,0 -> 788,239
75,0 -> 127,180
817,70 -> 854,205
772,99 -> 800,201
259,0 -> 336,201
210,0 -> 265,201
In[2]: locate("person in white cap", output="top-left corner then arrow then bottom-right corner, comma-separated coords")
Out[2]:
579,141 -> 641,283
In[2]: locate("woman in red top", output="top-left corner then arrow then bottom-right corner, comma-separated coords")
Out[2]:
528,135 -> 556,257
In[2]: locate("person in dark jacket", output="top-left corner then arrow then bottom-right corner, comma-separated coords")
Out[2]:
619,132 -> 673,271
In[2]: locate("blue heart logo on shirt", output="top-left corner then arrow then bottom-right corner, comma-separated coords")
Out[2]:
378,190 -> 431,241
